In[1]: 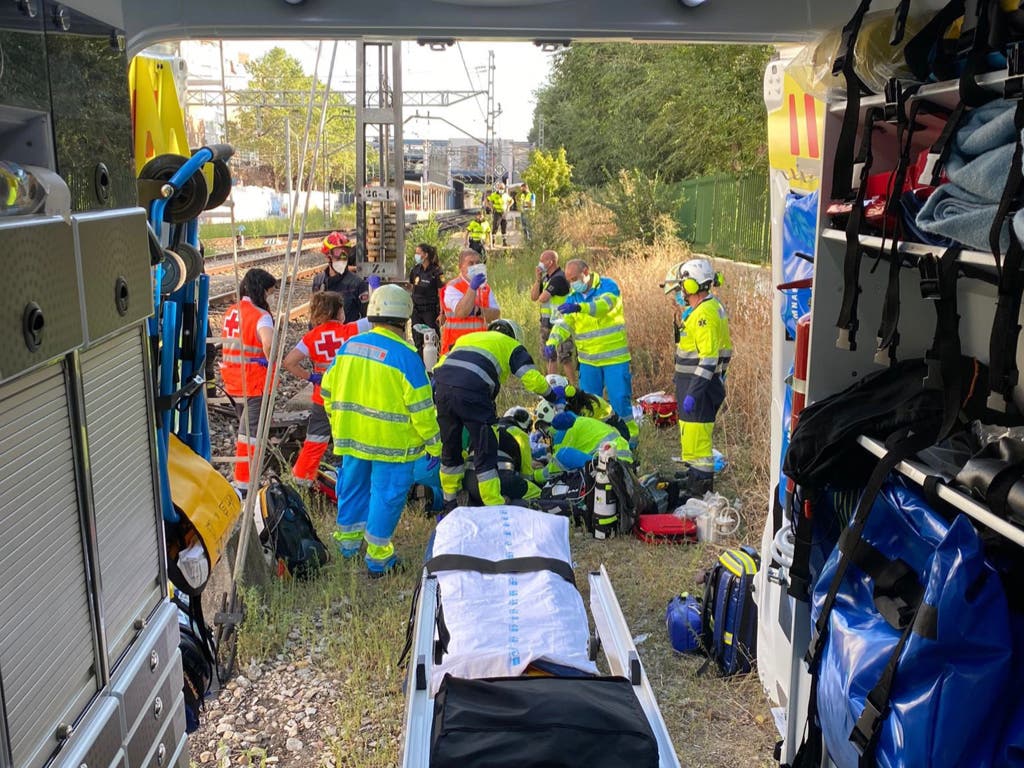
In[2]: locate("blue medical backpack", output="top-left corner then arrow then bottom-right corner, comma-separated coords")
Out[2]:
666,592 -> 702,653
700,545 -> 760,675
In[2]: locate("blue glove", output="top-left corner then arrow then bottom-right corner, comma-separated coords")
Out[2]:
252,357 -> 269,367
308,372 -> 323,386
368,275 -> 382,290
560,302 -> 581,314
551,411 -> 577,431
547,385 -> 566,405
426,455 -> 440,472
683,395 -> 696,414
469,272 -> 487,290
542,345 -> 556,361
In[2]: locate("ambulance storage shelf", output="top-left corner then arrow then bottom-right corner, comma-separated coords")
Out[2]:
820,228 -> 1000,271
856,435 -> 1024,547
828,69 -> 1011,115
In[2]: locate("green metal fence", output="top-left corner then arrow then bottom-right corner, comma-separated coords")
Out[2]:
675,171 -> 770,264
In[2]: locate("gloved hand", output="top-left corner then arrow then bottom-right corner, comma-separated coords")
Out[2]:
683,395 -> 696,414
308,372 -> 323,386
542,344 -> 556,361
551,411 -> 577,431
426,455 -> 440,472
368,275 -> 382,290
559,302 -> 580,314
252,357 -> 269,367
547,385 -> 566,405
469,272 -> 487,290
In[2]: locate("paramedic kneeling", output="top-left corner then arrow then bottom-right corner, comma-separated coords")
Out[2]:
321,285 -> 441,577
532,406 -> 632,483
662,258 -> 731,497
432,319 -> 563,513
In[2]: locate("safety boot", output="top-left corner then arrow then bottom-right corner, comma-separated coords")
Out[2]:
686,468 -> 714,499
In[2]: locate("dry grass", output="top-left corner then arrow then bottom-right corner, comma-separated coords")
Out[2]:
227,215 -> 777,767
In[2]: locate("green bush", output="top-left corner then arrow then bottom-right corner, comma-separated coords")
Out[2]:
598,168 -> 681,252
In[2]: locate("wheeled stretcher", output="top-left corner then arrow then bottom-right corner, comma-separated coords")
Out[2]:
401,506 -> 681,767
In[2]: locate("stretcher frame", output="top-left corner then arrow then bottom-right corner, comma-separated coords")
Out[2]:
400,563 -> 681,767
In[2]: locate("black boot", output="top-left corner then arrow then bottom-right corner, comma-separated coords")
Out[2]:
686,469 -> 714,499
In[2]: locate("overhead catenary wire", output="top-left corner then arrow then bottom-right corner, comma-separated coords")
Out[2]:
456,42 -> 488,123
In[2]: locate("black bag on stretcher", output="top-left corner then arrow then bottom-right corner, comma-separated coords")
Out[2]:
430,674 -> 658,768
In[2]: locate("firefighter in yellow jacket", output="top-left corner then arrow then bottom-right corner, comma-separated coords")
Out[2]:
321,285 -> 441,576
662,259 -> 732,497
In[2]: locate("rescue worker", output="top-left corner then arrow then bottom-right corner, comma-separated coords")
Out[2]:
282,292 -> 370,486
530,249 -> 577,383
465,209 -> 491,257
532,403 -> 632,482
440,249 -> 500,354
485,182 -> 509,247
464,406 -> 542,504
517,182 -> 534,241
313,231 -> 365,322
662,258 -> 731,497
547,373 -> 630,442
409,242 -> 444,357
546,258 -> 637,443
220,268 -> 277,496
321,284 -> 441,577
433,319 -> 564,512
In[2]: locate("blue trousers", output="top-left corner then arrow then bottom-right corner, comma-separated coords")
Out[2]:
335,457 -> 415,573
579,361 -> 634,426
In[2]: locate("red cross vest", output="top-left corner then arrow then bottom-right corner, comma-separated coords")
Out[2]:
441,277 -> 491,354
220,298 -> 271,397
300,319 -> 363,405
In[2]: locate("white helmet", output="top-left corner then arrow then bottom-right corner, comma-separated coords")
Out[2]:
366,284 -> 413,324
663,259 -> 716,295
534,399 -> 556,429
545,373 -> 569,389
503,406 -> 532,432
489,318 -> 525,345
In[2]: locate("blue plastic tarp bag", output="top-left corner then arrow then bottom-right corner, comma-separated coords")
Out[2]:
780,191 -> 816,338
811,481 -> 1013,768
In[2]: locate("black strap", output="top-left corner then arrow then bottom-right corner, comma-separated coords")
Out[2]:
985,459 -> 1024,520
987,100 -> 1024,412
155,370 -> 206,413
889,0 -> 914,45
924,101 -> 967,187
397,570 -> 426,669
903,0 -> 967,82
787,488 -> 815,602
837,107 -> 884,351
959,0 -> 1002,108
921,245 -> 968,441
831,0 -> 875,202
839,534 -> 926,631
425,554 -> 577,588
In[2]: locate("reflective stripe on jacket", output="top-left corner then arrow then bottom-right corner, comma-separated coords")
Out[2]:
548,273 -> 630,366
551,415 -> 632,472
441,277 -> 491,353
434,330 -> 551,401
467,219 -> 490,241
220,298 -> 271,397
486,191 -> 505,214
675,295 -> 732,399
321,327 -> 441,462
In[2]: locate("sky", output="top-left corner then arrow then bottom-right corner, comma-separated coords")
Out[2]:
228,40 -> 556,143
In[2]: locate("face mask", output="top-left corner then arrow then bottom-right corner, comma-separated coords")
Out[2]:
538,262 -> 546,271
414,254 -> 423,265
570,279 -> 587,294
674,292 -> 687,307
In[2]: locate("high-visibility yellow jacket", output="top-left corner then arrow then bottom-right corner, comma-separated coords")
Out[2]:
434,330 -> 552,401
486,191 -> 506,214
548,273 -> 631,367
675,295 -> 732,398
321,327 -> 440,462
535,415 -> 632,482
467,219 -> 490,241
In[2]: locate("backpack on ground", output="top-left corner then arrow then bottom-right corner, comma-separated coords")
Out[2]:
254,476 -> 330,579
700,545 -> 760,675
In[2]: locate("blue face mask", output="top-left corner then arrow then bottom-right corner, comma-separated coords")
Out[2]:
674,292 -> 687,307
571,278 -> 587,294
414,253 -> 423,265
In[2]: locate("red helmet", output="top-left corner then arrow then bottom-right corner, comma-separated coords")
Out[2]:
321,231 -> 354,255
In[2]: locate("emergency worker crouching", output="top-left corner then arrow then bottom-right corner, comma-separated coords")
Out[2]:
463,406 -> 542,505
220,268 -> 278,495
321,285 -> 441,577
432,319 -> 564,513
532,404 -> 632,483
661,258 -> 732,497
546,259 -> 637,443
547,373 -> 631,442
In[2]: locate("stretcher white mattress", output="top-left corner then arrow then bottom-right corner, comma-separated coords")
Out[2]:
430,505 -> 598,692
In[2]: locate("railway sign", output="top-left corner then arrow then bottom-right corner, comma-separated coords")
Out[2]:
361,185 -> 398,202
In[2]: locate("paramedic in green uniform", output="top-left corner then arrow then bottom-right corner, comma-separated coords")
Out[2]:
661,258 -> 732,497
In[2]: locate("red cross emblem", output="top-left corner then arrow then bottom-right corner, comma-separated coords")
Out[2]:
314,329 -> 345,360
223,308 -> 241,337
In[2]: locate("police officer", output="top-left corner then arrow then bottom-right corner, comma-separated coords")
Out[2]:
321,285 -> 441,577
433,319 -> 564,511
408,242 -> 444,356
661,258 -> 732,496
465,209 -> 490,257
220,268 -> 277,495
546,258 -> 637,443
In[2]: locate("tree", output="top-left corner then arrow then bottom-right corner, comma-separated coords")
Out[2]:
522,147 -> 573,204
530,43 -> 772,185
229,47 -> 356,193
